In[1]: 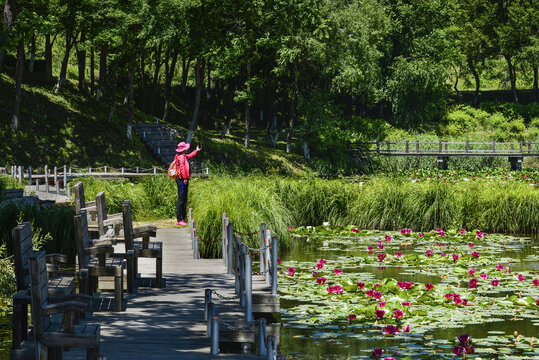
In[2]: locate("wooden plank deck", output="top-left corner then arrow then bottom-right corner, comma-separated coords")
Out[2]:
66,227 -> 270,359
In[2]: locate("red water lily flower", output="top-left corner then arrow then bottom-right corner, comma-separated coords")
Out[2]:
459,228 -> 466,235
372,291 -> 383,299
277,259 -> 283,265
517,274 -> 525,281
366,290 -> 374,297
476,230 -> 484,239
471,251 -> 480,259
288,226 -> 293,231
440,253 -> 446,257
468,243 -> 474,248
287,267 -> 296,276
395,251 -> 402,257
491,279 -> 499,286
394,309 -> 404,319
454,296 -> 463,305
469,278 -> 478,288
480,273 -> 487,279
533,279 -> 539,286
326,285 -> 343,294
377,253 -> 386,261
312,272 -> 319,278
316,263 -> 324,269
371,348 -> 383,358
452,254 -> 459,262
425,249 -> 433,257
536,298 -> 539,306
368,246 -> 374,252
384,325 -> 399,335
375,309 -> 386,319
445,293 -> 453,300
452,346 -> 464,355
316,277 -> 327,285
357,282 -> 365,289
496,264 -> 504,271
403,324 -> 410,332
351,228 -> 360,233
378,301 -> 386,307
348,314 -> 356,322
402,301 -> 410,307
400,228 -> 412,235
397,281 -> 414,290
334,268 -> 342,275
424,283 -> 434,290
468,268 -> 475,276
418,232 -> 425,237
319,259 -> 327,264
384,235 -> 392,242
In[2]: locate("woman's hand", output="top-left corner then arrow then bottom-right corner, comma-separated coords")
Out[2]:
183,179 -> 188,184
196,144 -> 202,152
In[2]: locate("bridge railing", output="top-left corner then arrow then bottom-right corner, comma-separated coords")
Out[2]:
352,141 -> 539,156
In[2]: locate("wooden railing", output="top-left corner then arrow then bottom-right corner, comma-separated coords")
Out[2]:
351,141 -> 539,157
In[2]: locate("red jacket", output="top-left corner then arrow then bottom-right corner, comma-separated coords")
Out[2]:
174,150 -> 198,179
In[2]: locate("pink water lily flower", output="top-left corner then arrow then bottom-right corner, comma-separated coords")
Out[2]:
385,357 -> 396,360
326,285 -> 343,294
536,299 -> 539,306
287,267 -> 296,276
517,274 -> 525,281
316,277 -> 327,285
395,251 -> 402,257
424,283 -> 434,291
372,291 -> 383,299
496,264 -> 504,270
394,309 -> 404,319
425,249 -> 433,257
375,309 -> 385,319
334,268 -> 342,275
378,243 -> 384,250
351,228 -> 360,233
468,268 -> 476,276
445,293 -> 453,300
533,279 -> 539,286
418,232 -> 425,237
459,228 -> 466,235
471,251 -> 480,259
373,283 -> 380,287
357,282 -> 365,289
452,254 -> 459,262
312,272 -> 319,277
377,253 -> 386,261
476,230 -> 484,239
403,324 -> 410,332
319,259 -> 327,264
400,228 -> 412,235
348,314 -> 356,321
468,243 -> 474,248
316,263 -> 324,269
402,301 -> 410,307
491,279 -> 499,286
397,281 -> 414,290
384,325 -> 399,335
277,259 -> 283,265
480,273 -> 487,279
368,246 -> 374,252
288,226 -> 293,231
440,253 -> 446,257
453,295 -> 463,305
384,235 -> 392,242
378,301 -> 386,307
469,278 -> 478,288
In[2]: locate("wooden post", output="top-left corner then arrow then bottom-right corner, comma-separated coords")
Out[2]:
67,185 -> 71,198
191,220 -> 196,249
258,318 -> 267,356
36,179 -> 39,192
104,166 -> 107,173
204,289 -> 212,321
136,167 -> 139,174
266,335 -> 275,360
528,141 -> 532,153
89,167 -> 92,175
63,165 -> 67,188
386,141 -> 390,152
511,143 -> 514,151
227,222 -> 234,274
54,166 -> 57,184
519,141 -> 523,153
466,140 -> 469,153
444,141 -> 448,151
28,166 -> 32,185
264,230 -> 271,285
259,223 -> 266,273
222,214 -> 228,263
153,167 -> 156,175
210,317 -> 219,355
405,140 -> 409,153
271,237 -> 278,295
55,181 -> 59,195
189,208 -> 193,228
45,178 -> 49,193
376,142 -> 380,154
121,167 -> 125,175
69,167 -> 72,176
438,140 -> 442,153
492,141 -> 496,153
17,166 -> 22,183
44,165 -> 48,184
416,140 -> 419,152
240,242 -> 247,308
194,235 -> 200,259
245,254 -> 253,322
234,237 -> 241,295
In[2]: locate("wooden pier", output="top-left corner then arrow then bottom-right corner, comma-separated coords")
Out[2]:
63,227 -> 277,359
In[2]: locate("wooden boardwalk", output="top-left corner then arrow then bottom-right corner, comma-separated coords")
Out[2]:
67,227 -> 271,359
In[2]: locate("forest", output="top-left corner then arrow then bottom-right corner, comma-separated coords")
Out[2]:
0,0 -> 538,162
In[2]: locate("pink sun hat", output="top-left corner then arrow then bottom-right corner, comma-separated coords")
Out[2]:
176,142 -> 190,153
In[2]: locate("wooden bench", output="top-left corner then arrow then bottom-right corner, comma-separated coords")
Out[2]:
121,200 -> 162,288
74,182 -> 98,232
28,251 -> 100,360
95,191 -> 123,237
74,210 -> 135,311
10,222 -> 88,354
3,188 -> 24,200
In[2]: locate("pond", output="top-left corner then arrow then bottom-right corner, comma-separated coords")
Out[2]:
278,227 -> 539,359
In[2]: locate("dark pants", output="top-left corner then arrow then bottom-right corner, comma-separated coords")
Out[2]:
176,178 -> 189,222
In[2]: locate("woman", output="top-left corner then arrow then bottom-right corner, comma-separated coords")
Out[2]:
174,142 -> 201,226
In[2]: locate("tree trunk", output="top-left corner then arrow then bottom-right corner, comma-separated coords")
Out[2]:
28,31 -> 35,72
150,44 -> 162,114
55,31 -> 74,93
140,51 -> 146,111
127,53 -> 135,140
533,65 -> 537,103
287,77 -> 297,153
202,59 -> 211,123
220,80 -> 233,138
504,54 -> 518,103
45,34 -> 53,81
0,0 -> 16,74
181,56 -> 191,94
12,34 -> 24,132
244,61 -> 251,149
108,60 -> 119,122
468,59 -> 480,104
162,48 -> 178,122
76,31 -> 89,95
90,46 -> 95,95
97,44 -> 107,99
452,66 -> 460,103
187,58 -> 203,143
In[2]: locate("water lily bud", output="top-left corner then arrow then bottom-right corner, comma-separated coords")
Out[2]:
514,331 -> 518,338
